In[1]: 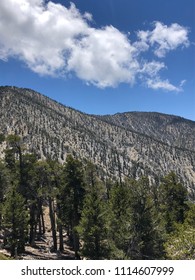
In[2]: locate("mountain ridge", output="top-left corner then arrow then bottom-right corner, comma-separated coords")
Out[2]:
0,86 -> 195,196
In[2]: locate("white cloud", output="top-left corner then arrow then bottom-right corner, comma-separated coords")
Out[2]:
67,26 -> 139,87
146,78 -> 182,92
0,0 -> 89,75
139,61 -> 166,77
138,22 -> 189,58
83,12 -> 93,22
0,0 -> 190,91
179,79 -> 186,87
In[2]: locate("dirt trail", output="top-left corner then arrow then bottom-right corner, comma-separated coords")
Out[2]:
0,206 -> 75,260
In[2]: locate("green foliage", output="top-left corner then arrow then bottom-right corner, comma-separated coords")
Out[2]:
6,134 -> 21,147
127,177 -> 165,259
184,203 -> 195,227
21,154 -> 37,198
0,161 -> 10,229
0,134 -> 5,144
0,140 -> 192,260
159,171 -> 188,233
164,223 -> 195,259
77,162 -> 110,259
63,155 -> 85,221
2,185 -> 28,257
58,155 -> 85,257
108,181 -> 132,259
163,184 -> 194,260
4,148 -> 18,175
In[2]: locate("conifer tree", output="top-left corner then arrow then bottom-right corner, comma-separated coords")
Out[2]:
127,177 -> 164,259
77,162 -> 110,259
0,134 -> 5,144
48,161 -> 64,252
159,172 -> 188,233
35,160 -> 58,251
21,154 -> 40,246
2,185 -> 28,257
164,203 -> 195,259
62,155 -> 85,258
0,161 -> 10,229
108,180 -> 132,259
6,135 -> 24,195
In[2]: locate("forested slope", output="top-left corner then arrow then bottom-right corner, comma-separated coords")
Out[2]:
0,86 -> 195,194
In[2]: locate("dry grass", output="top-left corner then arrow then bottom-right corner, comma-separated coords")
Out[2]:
0,253 -> 10,260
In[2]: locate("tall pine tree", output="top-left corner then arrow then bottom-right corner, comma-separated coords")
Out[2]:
2,185 -> 28,257
77,162 -> 110,259
61,155 -> 85,258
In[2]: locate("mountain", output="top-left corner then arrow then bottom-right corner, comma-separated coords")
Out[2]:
0,86 -> 195,196
98,112 -> 195,152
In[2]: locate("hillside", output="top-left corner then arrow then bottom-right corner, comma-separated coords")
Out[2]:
98,112 -> 195,151
0,86 -> 195,196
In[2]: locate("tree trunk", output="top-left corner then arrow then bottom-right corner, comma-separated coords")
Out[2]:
18,145 -> 24,196
48,197 -> 57,251
73,210 -> 80,259
57,202 -> 64,252
37,200 -> 45,235
40,202 -> 45,235
73,228 -> 80,259
29,204 -> 37,246
58,224 -> 64,252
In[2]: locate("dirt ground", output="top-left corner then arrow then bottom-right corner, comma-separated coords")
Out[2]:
0,206 -> 75,260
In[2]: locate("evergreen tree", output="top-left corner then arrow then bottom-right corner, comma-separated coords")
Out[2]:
77,162 -> 110,259
0,134 -> 5,144
164,203 -> 195,260
108,180 -> 132,259
2,185 -> 28,257
35,160 -> 58,251
184,203 -> 195,228
61,155 -> 85,258
0,161 -> 10,229
159,172 -> 188,233
127,177 -> 164,259
165,224 -> 195,259
4,148 -> 18,181
6,135 -> 25,195
21,154 -> 40,246
48,160 -> 64,252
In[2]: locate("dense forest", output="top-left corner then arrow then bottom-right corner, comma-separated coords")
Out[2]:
0,134 -> 194,260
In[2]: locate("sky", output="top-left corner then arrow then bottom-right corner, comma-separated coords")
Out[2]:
0,0 -> 194,120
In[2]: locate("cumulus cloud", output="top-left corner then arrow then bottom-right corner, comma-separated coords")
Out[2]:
0,0 -> 190,91
137,22 -> 189,57
0,0 -> 89,75
67,26 -> 139,87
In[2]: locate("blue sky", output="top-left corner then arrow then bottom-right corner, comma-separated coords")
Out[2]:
0,0 -> 194,120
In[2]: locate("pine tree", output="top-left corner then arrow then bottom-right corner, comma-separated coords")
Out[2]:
164,223 -> 195,259
2,185 -> 28,257
127,177 -> 164,259
35,160 -> 58,251
77,162 -> 110,259
0,161 -> 10,229
61,155 -> 85,258
48,160 -> 64,252
164,203 -> 195,260
6,135 -> 25,195
20,154 -> 39,247
0,134 -> 5,144
159,172 -> 188,233
108,180 -> 132,259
